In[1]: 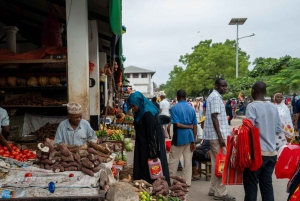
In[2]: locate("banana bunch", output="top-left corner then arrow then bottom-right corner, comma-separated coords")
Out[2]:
112,129 -> 123,135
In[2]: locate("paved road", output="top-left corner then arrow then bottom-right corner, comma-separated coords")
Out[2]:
126,116 -> 289,201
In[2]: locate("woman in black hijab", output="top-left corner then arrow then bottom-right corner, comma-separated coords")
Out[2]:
151,96 -> 160,109
226,99 -> 233,125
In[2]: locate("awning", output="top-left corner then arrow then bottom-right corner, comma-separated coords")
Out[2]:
109,0 -> 122,35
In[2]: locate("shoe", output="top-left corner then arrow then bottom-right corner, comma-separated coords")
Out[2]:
208,192 -> 214,196
214,194 -> 236,200
177,167 -> 183,171
191,175 -> 201,181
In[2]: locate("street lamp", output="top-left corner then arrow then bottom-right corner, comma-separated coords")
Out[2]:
229,18 -> 254,78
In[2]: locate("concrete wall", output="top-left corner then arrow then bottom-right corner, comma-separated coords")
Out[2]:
126,73 -> 153,96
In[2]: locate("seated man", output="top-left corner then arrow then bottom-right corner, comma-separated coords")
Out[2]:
192,116 -> 210,180
0,107 -> 10,140
54,102 -> 97,146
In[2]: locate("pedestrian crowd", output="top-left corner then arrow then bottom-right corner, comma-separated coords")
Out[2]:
115,78 -> 299,201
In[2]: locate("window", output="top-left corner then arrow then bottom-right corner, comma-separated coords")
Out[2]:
125,74 -> 130,78
141,73 -> 148,78
132,73 -> 139,78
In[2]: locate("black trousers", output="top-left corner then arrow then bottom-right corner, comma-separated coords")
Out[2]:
158,115 -> 170,125
192,149 -> 209,167
243,155 -> 277,201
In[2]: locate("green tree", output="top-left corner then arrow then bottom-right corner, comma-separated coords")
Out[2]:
158,84 -> 166,91
249,56 -> 291,78
165,39 -> 250,97
267,58 -> 300,94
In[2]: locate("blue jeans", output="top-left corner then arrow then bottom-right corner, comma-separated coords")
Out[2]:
199,110 -> 203,118
243,155 -> 277,201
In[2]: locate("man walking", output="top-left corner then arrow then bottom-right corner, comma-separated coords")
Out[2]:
168,89 -> 197,186
244,81 -> 281,201
158,94 -> 171,125
203,78 -> 235,200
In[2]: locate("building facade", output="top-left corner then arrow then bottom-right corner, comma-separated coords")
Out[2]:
124,66 -> 155,98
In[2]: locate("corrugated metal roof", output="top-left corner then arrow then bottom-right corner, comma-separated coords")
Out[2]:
124,66 -> 155,74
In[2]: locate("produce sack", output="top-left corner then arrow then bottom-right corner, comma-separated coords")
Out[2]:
215,148 -> 226,178
275,144 -> 300,179
42,10 -> 62,47
222,135 -> 243,185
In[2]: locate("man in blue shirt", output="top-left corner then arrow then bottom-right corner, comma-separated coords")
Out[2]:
168,89 -> 197,186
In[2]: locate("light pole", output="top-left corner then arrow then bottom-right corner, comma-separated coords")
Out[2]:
229,18 -> 254,78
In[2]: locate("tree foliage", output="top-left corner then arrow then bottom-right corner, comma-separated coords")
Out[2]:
267,59 -> 300,94
164,39 -> 250,99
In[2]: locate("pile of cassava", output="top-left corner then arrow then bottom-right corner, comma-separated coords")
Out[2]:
29,123 -> 59,141
169,176 -> 189,201
35,139 -> 112,176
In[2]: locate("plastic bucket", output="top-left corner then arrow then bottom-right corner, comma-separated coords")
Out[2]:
165,140 -> 171,152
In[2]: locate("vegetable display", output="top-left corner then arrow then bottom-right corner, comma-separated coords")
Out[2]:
27,77 -> 38,86
0,78 -> 6,87
7,76 -> 17,87
169,176 -> 188,201
0,95 -> 67,106
29,122 -> 59,141
49,77 -> 60,86
0,143 -> 36,161
37,77 -> 49,86
152,177 -> 169,198
17,78 -> 27,86
36,139 -> 112,176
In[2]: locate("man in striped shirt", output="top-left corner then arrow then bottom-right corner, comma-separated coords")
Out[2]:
203,78 -> 235,201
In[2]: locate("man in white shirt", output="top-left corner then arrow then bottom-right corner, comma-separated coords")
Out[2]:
158,94 -> 171,124
0,107 -> 10,139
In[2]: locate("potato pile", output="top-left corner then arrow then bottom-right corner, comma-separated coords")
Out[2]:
0,95 -> 67,106
36,139 -> 112,176
29,123 -> 59,141
169,176 -> 189,201
151,177 -> 169,198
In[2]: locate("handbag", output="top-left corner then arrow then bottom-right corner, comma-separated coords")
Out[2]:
275,144 -> 300,179
215,148 -> 226,178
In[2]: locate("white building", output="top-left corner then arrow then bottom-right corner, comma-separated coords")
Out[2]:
124,66 -> 155,98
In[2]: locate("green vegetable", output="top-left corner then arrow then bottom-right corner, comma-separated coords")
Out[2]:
125,143 -> 133,151
124,138 -> 131,145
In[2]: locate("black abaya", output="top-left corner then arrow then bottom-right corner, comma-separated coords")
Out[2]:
133,111 -> 171,186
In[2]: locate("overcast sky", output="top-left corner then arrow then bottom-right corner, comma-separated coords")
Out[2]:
122,0 -> 300,86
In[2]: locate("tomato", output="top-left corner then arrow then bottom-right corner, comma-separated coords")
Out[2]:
25,173 -> 32,177
22,150 -> 28,154
2,154 -> 9,158
0,145 -> 3,149
12,151 -> 18,156
15,156 -> 21,161
28,150 -> 33,154
3,146 -> 8,151
26,153 -> 31,158
0,149 -> 4,154
4,151 -> 10,155
9,155 -> 15,159
13,147 -> 20,153
69,173 -> 74,177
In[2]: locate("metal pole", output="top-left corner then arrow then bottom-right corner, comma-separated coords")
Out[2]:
236,23 -> 239,78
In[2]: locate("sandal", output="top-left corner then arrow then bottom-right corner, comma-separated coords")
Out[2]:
192,176 -> 201,181
214,194 -> 236,201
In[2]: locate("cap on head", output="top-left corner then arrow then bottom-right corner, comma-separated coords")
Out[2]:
67,102 -> 82,114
